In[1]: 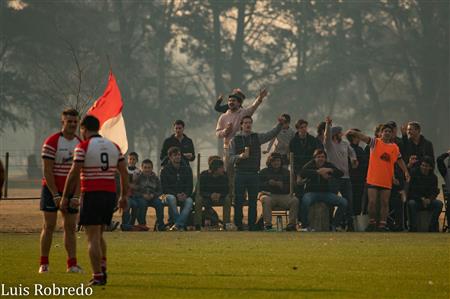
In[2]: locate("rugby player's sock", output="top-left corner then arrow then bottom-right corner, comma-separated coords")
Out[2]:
101,257 -> 107,272
369,218 -> 376,225
93,272 -> 104,281
67,257 -> 77,268
40,256 -> 49,266
378,221 -> 386,228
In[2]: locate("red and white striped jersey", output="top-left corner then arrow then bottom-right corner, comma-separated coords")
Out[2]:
41,132 -> 82,192
74,135 -> 124,192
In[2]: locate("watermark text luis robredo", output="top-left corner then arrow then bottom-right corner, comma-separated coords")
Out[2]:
1,283 -> 93,296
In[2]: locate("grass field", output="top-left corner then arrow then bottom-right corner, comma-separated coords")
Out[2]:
0,232 -> 448,299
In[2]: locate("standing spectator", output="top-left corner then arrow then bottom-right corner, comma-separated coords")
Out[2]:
0,160 -> 4,199
324,116 -> 358,230
216,88 -> 267,166
400,121 -> 435,168
386,121 -> 405,156
300,149 -> 347,231
199,158 -> 229,226
289,119 -> 322,220
389,165 -> 406,231
62,115 -> 128,286
347,124 -> 410,232
39,108 -> 82,274
229,115 -> 284,230
259,153 -> 298,231
437,150 -> 450,230
263,113 -> 295,166
132,159 -> 165,231
316,121 -> 326,145
214,88 -> 246,114
346,128 -> 369,216
160,147 -> 194,231
160,120 -> 195,167
407,157 -> 442,232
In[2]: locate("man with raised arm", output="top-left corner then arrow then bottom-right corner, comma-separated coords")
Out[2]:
346,124 -> 410,231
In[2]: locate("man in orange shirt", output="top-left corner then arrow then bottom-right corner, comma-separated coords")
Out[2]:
347,124 -> 410,231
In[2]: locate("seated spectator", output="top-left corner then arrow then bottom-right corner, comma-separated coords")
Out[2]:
437,150 -> 450,231
161,147 -> 194,231
160,120 -> 195,167
127,152 -> 141,178
300,149 -> 348,231
199,157 -> 229,226
132,159 -> 165,231
215,88 -> 246,113
407,156 -> 442,232
263,114 -> 295,167
121,152 -> 144,230
259,153 -> 298,231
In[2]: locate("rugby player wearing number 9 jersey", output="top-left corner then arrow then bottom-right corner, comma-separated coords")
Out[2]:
62,115 -> 128,286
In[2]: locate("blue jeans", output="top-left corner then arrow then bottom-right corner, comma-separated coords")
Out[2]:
133,196 -> 165,230
301,192 -> 348,227
234,171 -> 259,230
122,196 -> 146,226
166,194 -> 193,227
407,199 -> 443,231
330,177 -> 353,226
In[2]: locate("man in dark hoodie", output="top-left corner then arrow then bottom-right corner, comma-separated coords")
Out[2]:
160,147 -> 194,231
407,156 -> 442,232
259,153 -> 298,231
437,150 -> 450,231
229,115 -> 285,230
300,149 -> 347,231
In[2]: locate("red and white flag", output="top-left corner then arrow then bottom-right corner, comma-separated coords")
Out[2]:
88,71 -> 128,153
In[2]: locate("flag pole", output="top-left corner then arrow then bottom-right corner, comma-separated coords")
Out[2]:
106,54 -> 112,73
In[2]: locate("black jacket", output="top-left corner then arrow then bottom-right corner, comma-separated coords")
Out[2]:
160,162 -> 193,197
160,134 -> 195,166
289,133 -> 322,175
349,143 -> 369,183
199,170 -> 229,201
437,152 -> 449,180
259,166 -> 290,194
401,134 -> 434,164
408,167 -> 439,202
301,160 -> 344,193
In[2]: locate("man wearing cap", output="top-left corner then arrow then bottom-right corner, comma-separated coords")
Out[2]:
323,116 -> 358,231
215,88 -> 268,228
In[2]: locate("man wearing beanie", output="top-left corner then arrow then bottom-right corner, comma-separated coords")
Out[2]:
323,116 -> 358,231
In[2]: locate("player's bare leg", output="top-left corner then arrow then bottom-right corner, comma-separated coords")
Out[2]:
62,212 -> 82,272
378,189 -> 392,231
100,226 -> 107,274
366,188 -> 378,231
39,212 -> 57,273
85,225 -> 105,285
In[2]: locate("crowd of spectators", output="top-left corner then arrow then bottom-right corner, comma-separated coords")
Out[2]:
114,88 -> 449,233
